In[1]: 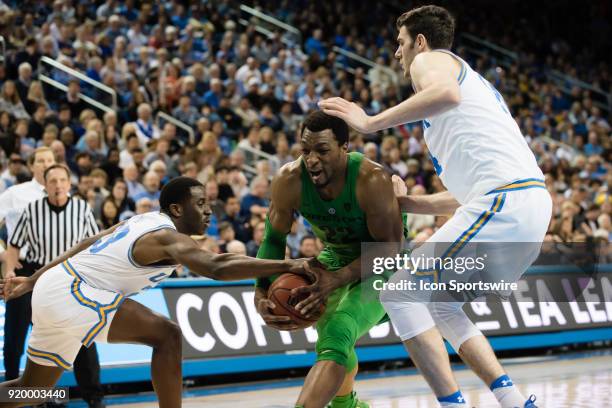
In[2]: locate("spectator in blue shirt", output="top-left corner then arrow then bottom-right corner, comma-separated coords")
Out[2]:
584,131 -> 603,156
203,78 -> 223,110
305,28 -> 326,59
239,176 -> 269,221
132,170 -> 161,210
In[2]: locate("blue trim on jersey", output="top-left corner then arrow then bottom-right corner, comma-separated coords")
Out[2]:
417,193 -> 506,282
428,152 -> 443,175
445,193 -> 505,258
81,293 -> 124,347
497,192 -> 507,211
27,346 -> 72,369
431,49 -> 467,85
457,62 -> 467,84
487,178 -> 546,194
127,225 -> 178,269
491,184 -> 547,194
62,261 -> 100,313
62,260 -> 125,347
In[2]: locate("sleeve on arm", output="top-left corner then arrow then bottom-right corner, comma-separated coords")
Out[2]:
84,203 -> 101,237
255,216 -> 288,289
9,206 -> 29,249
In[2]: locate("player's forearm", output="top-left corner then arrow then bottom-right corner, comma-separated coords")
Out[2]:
193,252 -> 297,281
4,246 -> 20,275
335,257 -> 362,286
369,85 -> 460,132
398,191 -> 460,215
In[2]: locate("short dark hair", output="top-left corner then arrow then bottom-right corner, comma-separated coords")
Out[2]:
44,163 -> 71,181
159,176 -> 203,214
396,5 -> 455,50
301,110 -> 349,146
74,151 -> 92,162
215,164 -> 230,173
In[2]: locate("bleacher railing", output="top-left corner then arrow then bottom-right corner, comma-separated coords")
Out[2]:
459,33 -> 610,115
0,36 -> 5,65
155,111 -> 195,146
38,56 -> 117,113
239,5 -> 302,45
332,46 -> 400,89
236,144 -> 275,180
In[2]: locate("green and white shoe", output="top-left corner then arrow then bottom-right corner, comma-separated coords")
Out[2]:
327,391 -> 369,408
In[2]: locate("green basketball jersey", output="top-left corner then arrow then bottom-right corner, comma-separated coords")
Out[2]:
299,152 -> 374,270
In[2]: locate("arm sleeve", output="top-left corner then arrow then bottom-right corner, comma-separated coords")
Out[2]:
9,205 -> 29,249
84,203 -> 100,237
255,216 -> 288,289
0,189 -> 13,223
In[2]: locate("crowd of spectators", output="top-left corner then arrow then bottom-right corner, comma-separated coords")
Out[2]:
0,0 -> 610,276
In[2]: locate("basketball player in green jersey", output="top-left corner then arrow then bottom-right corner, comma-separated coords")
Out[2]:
254,111 -> 403,408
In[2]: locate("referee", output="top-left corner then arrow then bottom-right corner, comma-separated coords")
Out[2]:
4,164 -> 106,408
0,147 -> 55,380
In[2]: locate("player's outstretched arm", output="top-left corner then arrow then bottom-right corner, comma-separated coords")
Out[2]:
146,229 -> 309,281
319,52 -> 460,133
392,174 -> 460,215
0,222 -> 125,301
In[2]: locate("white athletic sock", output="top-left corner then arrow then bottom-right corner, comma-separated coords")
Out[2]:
490,375 -> 526,408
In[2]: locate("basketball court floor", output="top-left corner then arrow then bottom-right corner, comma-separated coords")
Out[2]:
83,350 -> 612,407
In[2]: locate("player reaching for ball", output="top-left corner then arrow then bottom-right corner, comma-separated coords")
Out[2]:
254,110 -> 403,408
0,177 -> 326,408
319,5 -> 550,408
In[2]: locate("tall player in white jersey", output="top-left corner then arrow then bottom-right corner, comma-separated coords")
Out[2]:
0,177 -> 321,408
320,5 -> 550,408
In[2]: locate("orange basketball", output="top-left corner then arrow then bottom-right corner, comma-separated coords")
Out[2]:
268,273 -> 326,329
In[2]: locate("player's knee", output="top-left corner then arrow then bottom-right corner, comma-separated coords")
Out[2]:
316,312 -> 358,369
429,303 -> 480,351
163,320 -> 183,349
151,318 -> 182,350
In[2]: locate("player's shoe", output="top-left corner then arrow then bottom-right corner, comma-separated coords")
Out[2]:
327,391 -> 369,408
522,395 -> 538,408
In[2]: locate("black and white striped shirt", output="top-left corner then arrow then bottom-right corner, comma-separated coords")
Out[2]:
9,196 -> 99,265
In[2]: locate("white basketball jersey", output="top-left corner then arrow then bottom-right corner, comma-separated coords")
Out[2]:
69,212 -> 178,296
422,50 -> 543,204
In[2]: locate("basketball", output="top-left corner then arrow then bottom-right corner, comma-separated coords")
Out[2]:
268,273 -> 326,329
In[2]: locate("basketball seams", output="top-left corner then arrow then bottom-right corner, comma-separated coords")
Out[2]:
269,287 -> 315,324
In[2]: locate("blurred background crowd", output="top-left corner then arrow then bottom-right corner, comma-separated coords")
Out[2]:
0,0 -> 610,276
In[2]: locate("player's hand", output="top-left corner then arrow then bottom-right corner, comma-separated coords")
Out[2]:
0,276 -> 34,301
292,260 -> 342,318
391,174 -> 408,197
287,258 -> 316,280
319,97 -> 373,134
255,293 -> 300,331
